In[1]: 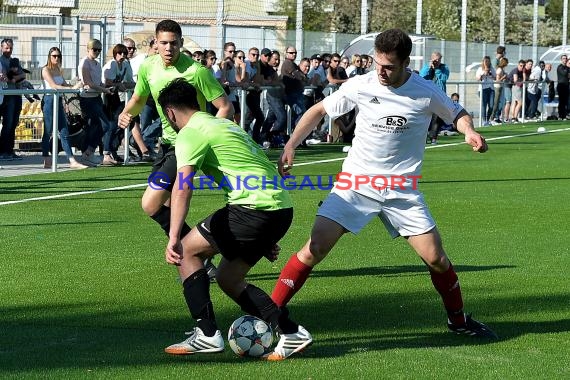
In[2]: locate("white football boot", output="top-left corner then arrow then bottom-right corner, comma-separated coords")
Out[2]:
164,327 -> 224,355
265,325 -> 313,361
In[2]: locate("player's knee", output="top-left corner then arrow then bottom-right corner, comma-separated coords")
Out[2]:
307,239 -> 330,263
424,251 -> 449,271
141,198 -> 157,216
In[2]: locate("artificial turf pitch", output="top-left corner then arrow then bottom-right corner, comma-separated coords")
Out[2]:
1,122 -> 569,379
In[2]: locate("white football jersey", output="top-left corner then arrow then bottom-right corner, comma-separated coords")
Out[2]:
323,71 -> 463,198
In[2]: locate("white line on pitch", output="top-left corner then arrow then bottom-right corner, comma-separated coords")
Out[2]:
0,183 -> 147,206
1,127 -> 568,206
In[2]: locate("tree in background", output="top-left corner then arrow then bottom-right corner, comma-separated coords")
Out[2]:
367,0 -> 416,33
275,0 -> 563,46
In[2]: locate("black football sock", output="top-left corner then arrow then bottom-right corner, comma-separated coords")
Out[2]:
237,284 -> 298,334
150,205 -> 191,238
182,268 -> 218,336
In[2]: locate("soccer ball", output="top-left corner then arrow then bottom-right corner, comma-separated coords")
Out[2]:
228,315 -> 273,357
537,126 -> 547,134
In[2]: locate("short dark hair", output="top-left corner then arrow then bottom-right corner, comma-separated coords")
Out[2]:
496,45 -> 506,55
112,43 -> 128,57
156,19 -> 182,38
374,29 -> 412,62
157,78 -> 200,111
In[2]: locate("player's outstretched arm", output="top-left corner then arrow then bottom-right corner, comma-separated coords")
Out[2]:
454,110 -> 488,153
118,93 -> 147,129
279,102 -> 327,176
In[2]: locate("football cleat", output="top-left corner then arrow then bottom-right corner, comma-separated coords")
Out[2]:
164,327 -> 225,355
264,325 -> 313,361
448,314 -> 498,340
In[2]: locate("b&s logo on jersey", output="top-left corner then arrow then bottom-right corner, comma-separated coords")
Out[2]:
371,115 -> 409,134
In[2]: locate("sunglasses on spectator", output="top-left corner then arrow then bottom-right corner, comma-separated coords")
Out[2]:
92,48 -> 102,52
226,50 -> 235,54
251,53 -> 259,57
51,54 -> 62,58
209,57 -> 217,61
236,55 -> 245,59
332,59 -> 340,63
127,47 -> 136,51
287,51 -> 297,54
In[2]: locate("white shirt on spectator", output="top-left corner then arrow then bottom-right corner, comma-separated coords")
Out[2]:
475,66 -> 496,90
102,59 -> 134,102
527,65 -> 542,95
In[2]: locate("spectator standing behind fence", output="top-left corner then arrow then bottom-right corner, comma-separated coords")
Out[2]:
494,46 -> 506,67
556,55 -> 569,120
345,54 -> 361,78
509,60 -> 525,122
220,45 -> 246,124
0,38 -> 25,161
281,46 -> 307,129
260,48 -> 287,149
522,59 -> 534,118
40,47 -> 88,170
492,57 -> 509,124
420,51 -> 449,142
245,47 -> 265,143
102,44 -> 140,161
327,53 -> 348,87
78,39 -> 117,166
526,60 -> 543,119
476,56 -> 496,127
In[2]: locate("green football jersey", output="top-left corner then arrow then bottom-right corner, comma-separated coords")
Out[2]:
175,112 -> 292,210
134,54 -> 225,146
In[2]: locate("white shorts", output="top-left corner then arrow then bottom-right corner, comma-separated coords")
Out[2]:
316,188 -> 436,238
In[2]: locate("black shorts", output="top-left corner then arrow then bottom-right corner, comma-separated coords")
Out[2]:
197,205 -> 293,266
148,145 -> 177,192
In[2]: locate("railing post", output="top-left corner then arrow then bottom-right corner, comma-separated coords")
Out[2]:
240,88 -> 247,130
522,81 -> 526,123
52,91 -> 59,172
286,105 -> 292,136
123,91 -> 131,164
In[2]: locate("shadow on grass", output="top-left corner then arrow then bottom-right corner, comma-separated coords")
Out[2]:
246,264 -> 515,281
0,220 -> 125,227
0,168 -> 150,184
3,286 -> 567,371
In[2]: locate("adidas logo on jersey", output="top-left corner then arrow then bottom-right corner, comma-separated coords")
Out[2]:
369,97 -> 380,104
281,278 -> 295,289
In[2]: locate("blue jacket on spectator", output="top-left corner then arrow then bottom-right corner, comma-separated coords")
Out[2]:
419,63 -> 449,93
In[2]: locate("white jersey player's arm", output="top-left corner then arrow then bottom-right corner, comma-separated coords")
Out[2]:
453,109 -> 475,135
288,102 -> 327,149
454,109 -> 488,153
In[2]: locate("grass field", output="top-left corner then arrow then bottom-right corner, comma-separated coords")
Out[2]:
1,122 -> 570,379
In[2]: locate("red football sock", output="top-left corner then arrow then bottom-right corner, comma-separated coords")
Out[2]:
430,263 -> 465,326
271,253 -> 313,307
